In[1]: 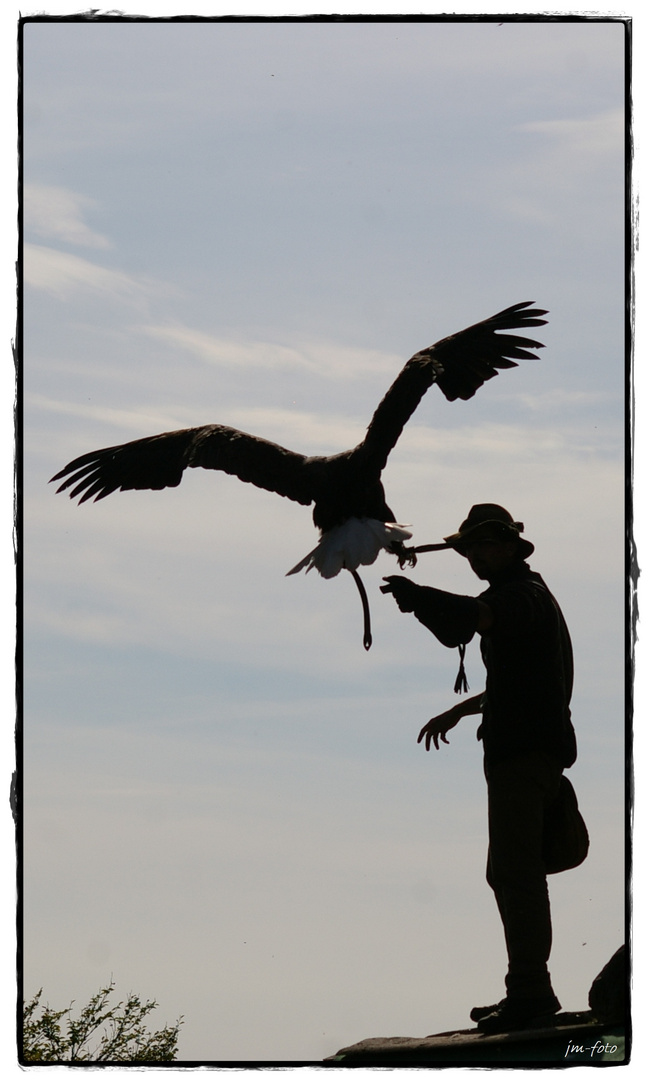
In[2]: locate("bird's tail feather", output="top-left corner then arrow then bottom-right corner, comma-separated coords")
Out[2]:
286,518 -> 412,579
285,546 -> 320,577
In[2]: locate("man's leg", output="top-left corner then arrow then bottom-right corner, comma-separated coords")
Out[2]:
481,753 -> 562,1024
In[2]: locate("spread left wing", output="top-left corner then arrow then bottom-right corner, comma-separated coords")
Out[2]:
50,424 -> 315,506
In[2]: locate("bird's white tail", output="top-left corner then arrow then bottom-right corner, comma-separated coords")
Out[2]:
286,518 -> 412,579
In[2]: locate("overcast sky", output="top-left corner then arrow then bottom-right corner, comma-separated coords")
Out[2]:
15,6 -> 631,1068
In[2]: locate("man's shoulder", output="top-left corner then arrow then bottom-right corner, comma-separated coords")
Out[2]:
479,567 -> 556,616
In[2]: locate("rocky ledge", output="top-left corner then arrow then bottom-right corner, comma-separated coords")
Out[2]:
323,947 -> 628,1066
324,1013 -> 625,1066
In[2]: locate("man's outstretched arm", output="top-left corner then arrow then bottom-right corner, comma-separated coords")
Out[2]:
381,575 -> 493,644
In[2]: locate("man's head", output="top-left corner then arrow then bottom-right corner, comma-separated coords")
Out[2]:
443,504 -> 534,581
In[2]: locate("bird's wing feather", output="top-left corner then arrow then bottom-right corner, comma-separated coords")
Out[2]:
51,424 -> 314,506
361,301 -> 547,469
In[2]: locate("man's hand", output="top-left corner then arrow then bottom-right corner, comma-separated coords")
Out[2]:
417,692 -> 485,750
417,706 -> 463,751
380,575 -> 419,612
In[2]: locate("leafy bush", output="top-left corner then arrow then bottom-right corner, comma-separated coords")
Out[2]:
22,981 -> 183,1062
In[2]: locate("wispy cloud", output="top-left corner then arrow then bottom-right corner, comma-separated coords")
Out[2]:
140,322 -> 401,381
25,183 -> 112,249
28,393 -> 189,437
508,388 -> 618,410
379,415 -> 621,464
141,324 -> 316,374
456,107 -> 624,228
518,108 -> 624,159
24,243 -> 148,303
502,108 -> 624,225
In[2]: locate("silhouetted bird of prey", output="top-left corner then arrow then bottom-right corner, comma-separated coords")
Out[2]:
51,301 -> 547,648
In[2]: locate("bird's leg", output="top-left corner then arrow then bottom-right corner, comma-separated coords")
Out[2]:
394,540 -> 453,566
390,540 -> 418,569
348,568 -> 372,650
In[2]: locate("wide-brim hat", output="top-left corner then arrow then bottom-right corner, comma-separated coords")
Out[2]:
442,503 -> 535,559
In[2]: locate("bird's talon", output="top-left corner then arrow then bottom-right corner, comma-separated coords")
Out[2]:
396,545 -> 418,569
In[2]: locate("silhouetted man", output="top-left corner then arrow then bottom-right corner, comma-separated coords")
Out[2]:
382,504 -> 577,1034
